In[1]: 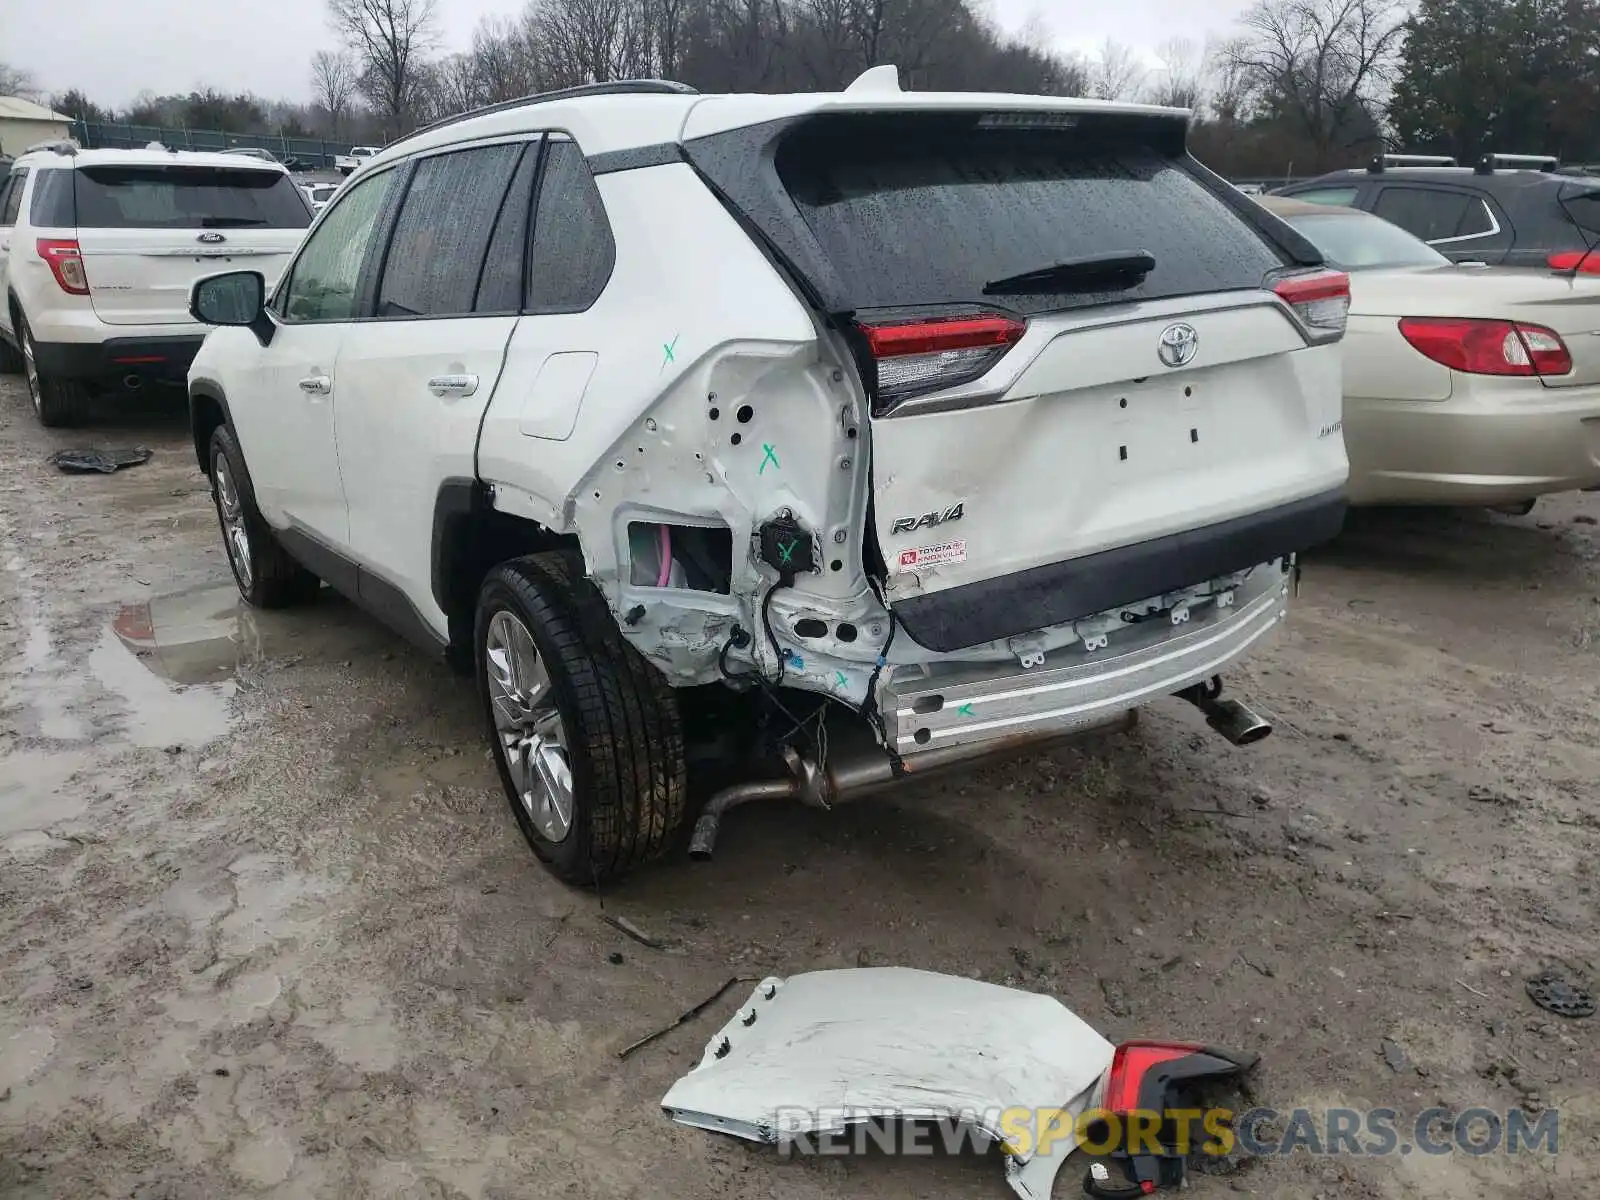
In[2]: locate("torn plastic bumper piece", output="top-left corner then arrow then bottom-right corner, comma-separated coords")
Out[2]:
1082,1041 -> 1260,1199
660,968 -> 1115,1200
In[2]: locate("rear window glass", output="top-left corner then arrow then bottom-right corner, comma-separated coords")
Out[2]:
1286,212 -> 1449,270
72,165 -> 312,229
775,119 -> 1285,315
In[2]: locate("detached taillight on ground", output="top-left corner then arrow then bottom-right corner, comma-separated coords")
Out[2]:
1398,316 -> 1572,377
1272,268 -> 1351,338
854,312 -> 1026,413
1546,250 -> 1600,274
37,239 -> 89,295
1084,1040 -> 1258,1199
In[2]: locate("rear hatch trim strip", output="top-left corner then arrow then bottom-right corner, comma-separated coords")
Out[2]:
891,486 -> 1346,652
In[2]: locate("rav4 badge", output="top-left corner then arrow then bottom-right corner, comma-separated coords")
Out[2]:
890,502 -> 964,536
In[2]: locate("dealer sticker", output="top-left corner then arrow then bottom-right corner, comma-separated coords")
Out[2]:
898,539 -> 966,569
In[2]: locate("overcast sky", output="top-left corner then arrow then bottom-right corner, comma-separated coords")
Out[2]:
6,0 -> 1239,109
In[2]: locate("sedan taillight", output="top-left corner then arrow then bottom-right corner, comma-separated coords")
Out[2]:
37,239 -> 89,295
1547,251 -> 1600,274
1398,316 -> 1572,377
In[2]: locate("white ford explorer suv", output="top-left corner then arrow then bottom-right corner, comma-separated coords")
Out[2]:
0,143 -> 311,425
184,71 -> 1350,884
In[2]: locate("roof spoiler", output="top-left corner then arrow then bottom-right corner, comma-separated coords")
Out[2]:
23,138 -> 79,156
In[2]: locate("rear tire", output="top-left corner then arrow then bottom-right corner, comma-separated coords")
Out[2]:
476,551 -> 688,885
20,316 -> 90,428
208,424 -> 321,608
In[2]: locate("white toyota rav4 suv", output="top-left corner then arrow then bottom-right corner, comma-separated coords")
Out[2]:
185,71 -> 1351,883
0,143 -> 311,425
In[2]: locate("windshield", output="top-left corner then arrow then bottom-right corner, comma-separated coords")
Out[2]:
1284,211 -> 1449,270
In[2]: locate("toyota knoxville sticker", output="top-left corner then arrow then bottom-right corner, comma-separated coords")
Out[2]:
898,539 -> 967,569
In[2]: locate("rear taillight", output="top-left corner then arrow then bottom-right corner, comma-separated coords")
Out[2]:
1102,1041 -> 1205,1115
1398,317 -> 1572,377
1547,251 -> 1600,274
1272,268 -> 1350,338
854,312 -> 1026,413
37,239 -> 89,295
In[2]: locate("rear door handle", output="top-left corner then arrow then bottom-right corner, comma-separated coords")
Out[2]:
298,375 -> 331,395
428,373 -> 479,398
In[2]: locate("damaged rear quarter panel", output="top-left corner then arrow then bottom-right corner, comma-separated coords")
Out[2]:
477,161 -> 882,686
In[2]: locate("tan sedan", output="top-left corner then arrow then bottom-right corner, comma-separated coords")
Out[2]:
1260,196 -> 1600,506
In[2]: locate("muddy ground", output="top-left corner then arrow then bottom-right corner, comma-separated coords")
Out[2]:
1,376 -> 1595,1200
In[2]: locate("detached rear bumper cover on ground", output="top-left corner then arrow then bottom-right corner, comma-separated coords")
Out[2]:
31,335 -> 206,386
659,968 -> 1115,1200
893,487 -> 1347,652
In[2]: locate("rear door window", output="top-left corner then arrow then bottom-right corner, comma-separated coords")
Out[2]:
72,165 -> 312,229
1372,186 -> 1475,242
772,115 -> 1285,316
375,142 -> 524,318
0,170 -> 23,225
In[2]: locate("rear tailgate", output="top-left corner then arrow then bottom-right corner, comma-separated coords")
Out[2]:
685,108 -> 1347,649
71,162 -> 310,325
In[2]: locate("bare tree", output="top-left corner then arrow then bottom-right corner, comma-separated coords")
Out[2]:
1204,35 -> 1254,123
528,0 -> 654,87
1220,0 -> 1405,160
0,61 -> 41,100
327,0 -> 441,134
1148,37 -> 1205,110
471,14 -> 545,102
309,50 -> 360,137
1090,38 -> 1147,101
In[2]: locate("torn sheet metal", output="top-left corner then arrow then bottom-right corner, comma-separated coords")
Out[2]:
660,967 -> 1114,1200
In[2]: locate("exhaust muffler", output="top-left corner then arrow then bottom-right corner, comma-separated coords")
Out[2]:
1177,675 -> 1272,746
689,709 -> 1137,861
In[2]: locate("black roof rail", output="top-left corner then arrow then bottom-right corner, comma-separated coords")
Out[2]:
1476,152 -> 1560,174
395,80 -> 699,150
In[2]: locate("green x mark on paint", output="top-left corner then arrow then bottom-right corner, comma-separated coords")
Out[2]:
777,538 -> 797,564
660,334 -> 680,370
957,703 -> 976,717
835,671 -> 849,688
759,443 -> 779,474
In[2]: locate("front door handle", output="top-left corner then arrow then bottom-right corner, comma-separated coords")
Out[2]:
298,375 -> 331,395
428,373 -> 479,398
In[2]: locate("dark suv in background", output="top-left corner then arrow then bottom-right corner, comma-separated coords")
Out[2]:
1276,153 -> 1600,270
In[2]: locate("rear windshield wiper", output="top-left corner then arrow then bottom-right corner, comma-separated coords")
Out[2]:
983,251 -> 1156,295
199,216 -> 268,228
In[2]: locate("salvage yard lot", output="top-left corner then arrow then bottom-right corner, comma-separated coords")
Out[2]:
1,378 -> 1595,1199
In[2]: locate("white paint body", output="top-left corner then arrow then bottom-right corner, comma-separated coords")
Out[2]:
192,78 -> 1349,752
660,968 -> 1116,1200
2,147 -> 303,347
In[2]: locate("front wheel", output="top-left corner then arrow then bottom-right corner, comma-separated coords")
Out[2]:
208,424 -> 320,608
476,552 -> 688,885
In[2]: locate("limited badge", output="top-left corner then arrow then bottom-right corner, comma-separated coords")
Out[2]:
898,539 -> 966,568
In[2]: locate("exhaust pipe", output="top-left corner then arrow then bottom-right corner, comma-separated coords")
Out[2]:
123,374 -> 143,390
1177,675 -> 1272,746
688,709 -> 1137,861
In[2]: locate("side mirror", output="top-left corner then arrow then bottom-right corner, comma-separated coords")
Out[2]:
190,270 -> 272,346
